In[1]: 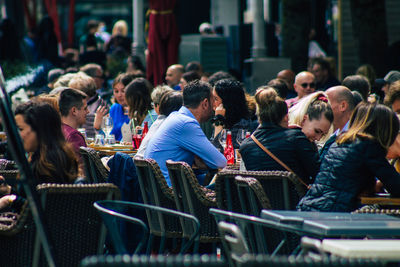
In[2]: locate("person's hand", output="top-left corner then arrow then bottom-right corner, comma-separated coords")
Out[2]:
0,176 -> 11,196
94,106 -> 109,130
215,104 -> 226,117
0,194 -> 16,210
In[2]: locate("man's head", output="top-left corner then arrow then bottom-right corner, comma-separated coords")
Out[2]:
382,70 -> 400,96
311,58 -> 331,84
294,71 -> 316,99
59,88 -> 89,128
165,64 -> 184,87
342,75 -> 370,101
79,63 -> 104,90
384,80 -> 400,114
277,69 -> 295,91
68,72 -> 97,98
325,86 -> 355,131
151,85 -> 174,114
47,68 -> 65,89
183,80 -> 213,123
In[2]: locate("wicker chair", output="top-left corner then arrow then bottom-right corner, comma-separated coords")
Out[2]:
79,147 -> 109,183
134,158 -> 182,253
166,160 -> 219,247
0,183 -> 120,267
235,176 -> 272,215
81,254 -> 227,267
215,170 -> 306,213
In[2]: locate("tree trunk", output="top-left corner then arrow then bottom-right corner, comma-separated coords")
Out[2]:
350,0 -> 388,77
281,0 -> 312,73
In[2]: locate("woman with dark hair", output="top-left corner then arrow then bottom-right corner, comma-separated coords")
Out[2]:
0,102 -> 78,210
121,77 -> 157,142
239,88 -> 319,183
109,72 -> 139,141
298,102 -> 400,212
211,79 -> 257,149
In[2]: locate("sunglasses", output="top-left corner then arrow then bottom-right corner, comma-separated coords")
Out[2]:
301,82 -> 316,88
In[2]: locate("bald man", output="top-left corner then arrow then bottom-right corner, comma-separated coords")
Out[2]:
319,86 -> 355,160
165,64 -> 184,90
285,71 -> 316,108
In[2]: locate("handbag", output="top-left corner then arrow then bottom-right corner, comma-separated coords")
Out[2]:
250,134 -> 311,189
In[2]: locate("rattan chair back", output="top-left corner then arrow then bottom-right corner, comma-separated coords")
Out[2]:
166,160 -> 219,244
79,146 -> 109,183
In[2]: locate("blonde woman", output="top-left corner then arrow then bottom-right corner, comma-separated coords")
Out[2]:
105,20 -> 131,54
288,91 -> 333,143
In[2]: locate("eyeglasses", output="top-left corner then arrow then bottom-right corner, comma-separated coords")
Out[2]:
301,82 -> 316,88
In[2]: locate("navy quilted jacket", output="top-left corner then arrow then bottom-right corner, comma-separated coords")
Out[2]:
239,123 -> 319,183
298,138 -> 400,212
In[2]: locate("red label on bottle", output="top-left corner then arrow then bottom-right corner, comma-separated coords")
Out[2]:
224,132 -> 235,165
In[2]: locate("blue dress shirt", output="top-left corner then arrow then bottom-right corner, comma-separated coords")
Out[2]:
144,106 -> 227,185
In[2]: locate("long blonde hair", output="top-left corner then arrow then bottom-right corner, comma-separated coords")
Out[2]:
337,102 -> 399,151
289,91 -> 332,126
112,20 -> 128,36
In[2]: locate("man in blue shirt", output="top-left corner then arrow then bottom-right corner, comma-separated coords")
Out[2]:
144,80 -> 227,185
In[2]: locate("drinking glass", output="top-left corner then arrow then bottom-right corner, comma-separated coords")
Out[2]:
102,116 -> 113,138
236,129 -> 246,146
218,129 -> 227,150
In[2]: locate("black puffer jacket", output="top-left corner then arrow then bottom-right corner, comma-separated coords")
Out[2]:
298,138 -> 400,212
239,123 -> 319,183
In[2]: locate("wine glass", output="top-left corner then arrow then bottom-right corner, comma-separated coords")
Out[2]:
218,129 -> 227,150
236,129 -> 246,146
102,116 -> 113,138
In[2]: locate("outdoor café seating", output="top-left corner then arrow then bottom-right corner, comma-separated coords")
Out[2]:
93,200 -> 200,255
0,183 -> 119,267
215,170 -> 307,214
134,157 -> 183,252
166,160 -> 219,250
79,146 -> 109,183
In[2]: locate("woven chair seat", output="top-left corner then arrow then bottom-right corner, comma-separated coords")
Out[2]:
215,170 -> 306,213
0,183 -> 120,267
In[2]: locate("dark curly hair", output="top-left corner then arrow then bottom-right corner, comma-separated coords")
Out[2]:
214,79 -> 250,129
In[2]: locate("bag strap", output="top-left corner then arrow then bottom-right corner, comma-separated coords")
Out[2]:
251,134 -> 311,189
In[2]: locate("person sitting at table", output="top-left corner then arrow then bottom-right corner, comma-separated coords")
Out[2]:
298,102 -> 400,212
107,72 -> 138,141
59,88 -> 89,175
121,77 -> 157,143
144,80 -> 227,186
0,101 -> 78,210
289,91 -> 333,145
211,79 -> 258,152
136,90 -> 183,158
239,87 -> 319,184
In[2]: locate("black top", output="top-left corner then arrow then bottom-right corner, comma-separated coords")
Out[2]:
239,123 -> 319,183
298,138 -> 400,212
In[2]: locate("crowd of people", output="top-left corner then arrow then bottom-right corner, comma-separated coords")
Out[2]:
3,15 -> 400,223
